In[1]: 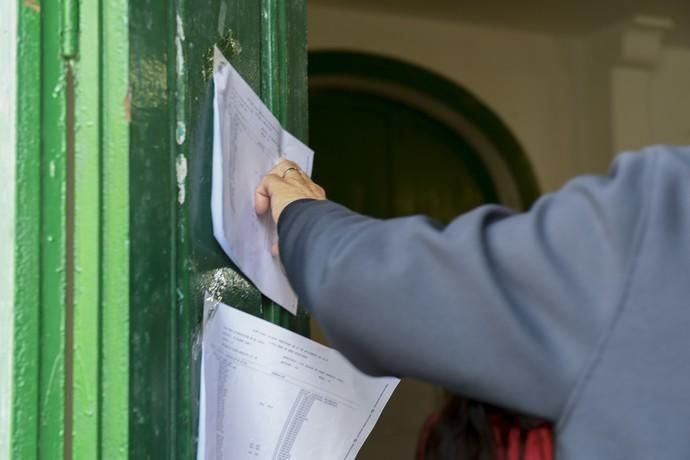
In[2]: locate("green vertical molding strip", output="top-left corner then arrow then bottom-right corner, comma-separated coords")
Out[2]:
12,1 -> 41,458
282,1 -> 309,141
260,0 -> 293,328
101,0 -> 130,456
127,0 -> 174,455
71,0 -> 101,456
260,0 -> 310,332
260,0 -> 282,118
285,0 -> 311,336
40,0 -> 68,456
171,1 -> 194,458
61,0 -> 78,59
0,0 -> 18,457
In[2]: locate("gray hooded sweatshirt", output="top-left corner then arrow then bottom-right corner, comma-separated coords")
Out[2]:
277,145 -> 690,459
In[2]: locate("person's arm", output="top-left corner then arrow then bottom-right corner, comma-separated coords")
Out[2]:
274,151 -> 658,421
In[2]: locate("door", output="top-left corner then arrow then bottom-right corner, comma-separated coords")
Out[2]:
311,90 -> 499,222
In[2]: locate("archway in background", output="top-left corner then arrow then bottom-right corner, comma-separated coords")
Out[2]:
308,51 -> 541,459
309,51 -> 540,218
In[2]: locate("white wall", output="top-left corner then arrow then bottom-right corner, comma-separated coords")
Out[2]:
650,47 -> 690,146
308,4 -> 690,192
597,17 -> 690,154
0,0 -> 17,456
308,4 -> 591,191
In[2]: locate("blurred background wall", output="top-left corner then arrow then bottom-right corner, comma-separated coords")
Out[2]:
309,0 -> 690,192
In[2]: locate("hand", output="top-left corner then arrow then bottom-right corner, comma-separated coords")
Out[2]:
255,160 -> 327,225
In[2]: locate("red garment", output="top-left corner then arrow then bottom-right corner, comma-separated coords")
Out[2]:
417,411 -> 553,460
492,421 -> 553,460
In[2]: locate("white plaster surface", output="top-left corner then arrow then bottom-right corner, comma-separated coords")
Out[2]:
0,0 -> 17,456
650,47 -> 690,146
308,4 -> 690,192
308,5 -> 592,191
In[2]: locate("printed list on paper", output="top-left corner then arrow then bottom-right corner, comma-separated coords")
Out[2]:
197,298 -> 399,460
211,46 -> 314,314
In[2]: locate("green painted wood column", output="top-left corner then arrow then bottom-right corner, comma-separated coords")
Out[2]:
11,1 -> 307,458
101,2 -> 131,456
12,0 -> 129,457
12,0 -> 130,457
71,0 -> 130,458
13,0 -> 70,458
129,0 -> 309,457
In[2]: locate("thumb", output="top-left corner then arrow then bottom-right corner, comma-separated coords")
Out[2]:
255,175 -> 278,216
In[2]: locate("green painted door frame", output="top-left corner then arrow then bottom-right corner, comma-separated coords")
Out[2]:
13,1 -> 69,458
12,0 -> 130,458
12,1 -> 308,458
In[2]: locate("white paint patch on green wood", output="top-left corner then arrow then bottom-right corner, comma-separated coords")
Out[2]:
0,0 -> 17,457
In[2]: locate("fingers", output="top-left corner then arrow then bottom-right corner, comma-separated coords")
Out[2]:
273,159 -> 300,172
271,159 -> 303,179
313,183 -> 326,198
255,174 -> 281,215
256,159 -> 326,225
254,187 -> 270,216
257,160 -> 306,216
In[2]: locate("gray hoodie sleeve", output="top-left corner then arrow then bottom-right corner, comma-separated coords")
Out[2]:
277,150 -> 656,420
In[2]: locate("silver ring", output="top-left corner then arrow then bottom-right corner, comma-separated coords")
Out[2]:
281,167 -> 299,179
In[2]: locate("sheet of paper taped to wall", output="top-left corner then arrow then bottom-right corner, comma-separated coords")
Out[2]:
197,297 -> 399,460
211,46 -> 314,314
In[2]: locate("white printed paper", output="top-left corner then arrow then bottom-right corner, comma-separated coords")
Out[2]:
197,298 -> 399,460
212,46 -> 314,314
